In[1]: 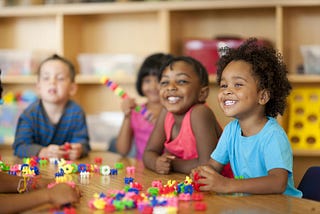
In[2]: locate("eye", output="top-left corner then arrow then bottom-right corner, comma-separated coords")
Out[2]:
41,76 -> 50,81
143,77 -> 152,84
235,83 -> 243,87
220,83 -> 227,88
177,79 -> 188,85
159,80 -> 168,87
57,75 -> 67,81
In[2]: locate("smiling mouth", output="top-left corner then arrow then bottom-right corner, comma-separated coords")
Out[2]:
224,100 -> 236,106
167,96 -> 180,104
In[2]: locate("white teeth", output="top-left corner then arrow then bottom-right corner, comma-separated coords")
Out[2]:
225,100 -> 236,106
168,96 -> 180,103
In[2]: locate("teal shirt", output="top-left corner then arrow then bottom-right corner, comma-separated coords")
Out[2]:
212,117 -> 302,198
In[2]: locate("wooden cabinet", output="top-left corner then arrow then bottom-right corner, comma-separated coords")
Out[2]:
1,0 -> 320,184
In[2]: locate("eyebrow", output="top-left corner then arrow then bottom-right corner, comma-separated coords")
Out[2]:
222,75 -> 248,82
161,71 -> 192,78
176,72 -> 192,78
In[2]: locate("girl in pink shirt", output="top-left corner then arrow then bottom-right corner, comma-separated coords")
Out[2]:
116,53 -> 173,160
143,56 -> 233,177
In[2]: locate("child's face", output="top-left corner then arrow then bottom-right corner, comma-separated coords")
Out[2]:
141,75 -> 160,104
37,60 -> 76,105
159,61 -> 205,114
218,60 -> 265,120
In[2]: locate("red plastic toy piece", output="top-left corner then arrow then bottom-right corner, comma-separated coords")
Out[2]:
94,157 -> 102,164
194,202 -> 207,211
191,192 -> 204,201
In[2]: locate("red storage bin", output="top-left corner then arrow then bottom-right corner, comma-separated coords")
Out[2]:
183,38 -> 244,74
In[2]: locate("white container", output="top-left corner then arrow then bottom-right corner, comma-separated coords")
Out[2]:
86,111 -> 123,151
0,49 -> 51,75
301,45 -> 320,74
77,53 -> 140,77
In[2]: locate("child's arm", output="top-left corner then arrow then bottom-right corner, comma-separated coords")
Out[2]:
13,113 -> 69,158
12,114 -> 44,158
0,172 -> 54,193
143,108 -> 175,174
0,183 -> 80,213
195,159 -> 288,194
170,105 -> 222,174
0,172 -> 25,193
116,98 -> 136,156
67,109 -> 91,159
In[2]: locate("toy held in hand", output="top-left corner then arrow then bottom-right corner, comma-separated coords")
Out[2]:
101,76 -> 152,120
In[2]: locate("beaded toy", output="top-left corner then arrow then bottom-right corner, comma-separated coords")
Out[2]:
101,76 -> 153,121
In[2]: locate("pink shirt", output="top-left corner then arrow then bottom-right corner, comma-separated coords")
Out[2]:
164,106 -> 198,160
163,105 -> 234,178
130,104 -> 154,160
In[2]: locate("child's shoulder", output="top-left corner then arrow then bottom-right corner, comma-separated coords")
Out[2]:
65,100 -> 85,112
23,99 -> 40,113
190,103 -> 213,115
189,104 -> 215,121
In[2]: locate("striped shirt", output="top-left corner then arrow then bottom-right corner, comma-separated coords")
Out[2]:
12,99 -> 91,158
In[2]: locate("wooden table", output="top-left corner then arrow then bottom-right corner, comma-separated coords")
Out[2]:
1,146 -> 320,214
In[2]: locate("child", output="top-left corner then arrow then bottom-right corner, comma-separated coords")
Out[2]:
0,172 -> 81,213
116,53 -> 173,160
143,56 -> 226,175
0,71 -> 81,213
12,54 -> 91,160
191,38 -> 302,197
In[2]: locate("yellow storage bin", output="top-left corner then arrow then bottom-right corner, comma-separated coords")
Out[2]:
287,88 -> 320,150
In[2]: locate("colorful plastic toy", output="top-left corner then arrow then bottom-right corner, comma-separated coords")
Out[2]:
101,76 -> 152,120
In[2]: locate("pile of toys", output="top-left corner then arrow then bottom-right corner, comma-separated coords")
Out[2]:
0,156 -> 207,213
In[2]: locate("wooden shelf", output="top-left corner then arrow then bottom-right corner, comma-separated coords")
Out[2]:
3,74 -> 320,85
293,149 -> 320,157
288,74 -> 320,84
2,0 -> 320,17
2,75 -> 37,84
2,75 -> 136,84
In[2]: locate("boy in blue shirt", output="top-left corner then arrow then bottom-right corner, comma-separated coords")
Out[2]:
191,38 -> 302,197
13,54 -> 90,160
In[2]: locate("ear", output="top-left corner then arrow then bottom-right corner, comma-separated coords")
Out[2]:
69,83 -> 78,96
258,89 -> 270,105
198,86 -> 209,103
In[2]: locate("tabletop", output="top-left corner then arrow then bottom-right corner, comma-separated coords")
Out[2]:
1,145 -> 320,214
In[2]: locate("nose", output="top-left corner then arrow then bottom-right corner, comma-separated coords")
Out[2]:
49,78 -> 55,84
166,82 -> 177,91
223,87 -> 232,95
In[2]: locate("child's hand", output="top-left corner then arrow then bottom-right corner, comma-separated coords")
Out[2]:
190,163 -> 211,179
32,177 -> 54,190
68,143 -> 83,160
47,183 -> 81,207
39,145 -> 67,159
190,166 -> 201,180
155,153 -> 175,174
196,165 -> 228,192
121,98 -> 136,117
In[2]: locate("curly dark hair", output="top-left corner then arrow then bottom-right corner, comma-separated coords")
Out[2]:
216,38 -> 292,117
159,56 -> 209,87
136,53 -> 173,96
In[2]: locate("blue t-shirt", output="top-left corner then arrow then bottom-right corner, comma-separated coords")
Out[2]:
211,117 -> 302,198
12,99 -> 91,158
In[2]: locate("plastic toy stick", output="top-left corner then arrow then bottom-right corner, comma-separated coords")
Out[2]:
101,76 -> 152,120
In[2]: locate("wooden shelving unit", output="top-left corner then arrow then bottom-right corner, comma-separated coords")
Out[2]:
1,0 -> 320,185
